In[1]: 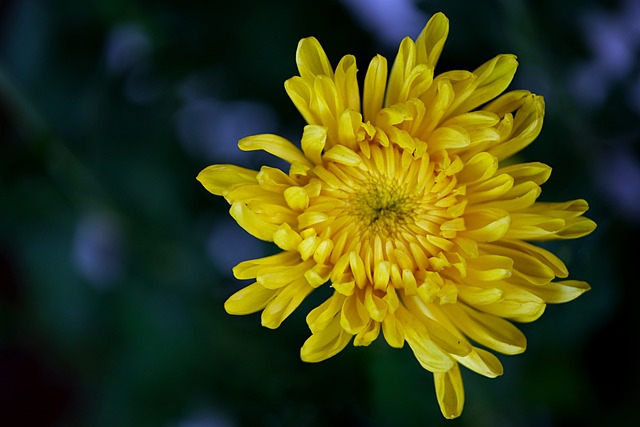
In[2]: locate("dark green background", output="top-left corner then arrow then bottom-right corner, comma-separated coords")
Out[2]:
1,0 -> 637,426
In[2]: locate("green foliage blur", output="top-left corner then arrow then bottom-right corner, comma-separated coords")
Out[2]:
1,0 -> 638,426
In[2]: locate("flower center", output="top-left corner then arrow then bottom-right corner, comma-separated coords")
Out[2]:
307,137 -> 466,285
352,177 -> 416,235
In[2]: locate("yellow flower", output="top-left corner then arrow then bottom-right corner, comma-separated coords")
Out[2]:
197,12 -> 596,419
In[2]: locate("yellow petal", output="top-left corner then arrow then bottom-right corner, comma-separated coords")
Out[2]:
386,127 -> 416,152
525,199 -> 590,217
426,234 -> 455,252
455,347 -> 504,378
300,315 -> 352,363
247,200 -> 297,225
427,126 -> 470,151
256,259 -> 313,289
350,251 -> 368,289
466,255 -> 513,282
298,235 -> 320,261
453,236 -> 478,258
464,126 -> 502,152
262,278 -> 314,329
306,293 -> 345,333
239,134 -> 313,167
446,304 -> 527,355
415,12 -> 449,69
353,319 -> 380,346
402,64 -> 435,102
462,208 -> 511,242
285,76 -> 319,125
332,280 -> 355,296
484,89 -> 531,116
291,160 -> 311,178
297,211 -> 328,229
500,239 -> 568,278
402,297 -> 472,357
499,161 -> 552,185
364,286 -> 387,322
517,200 -> 596,240
485,92 -> 545,161
300,124 -> 327,165
383,285 -> 400,313
273,223 -> 303,251
554,217 -> 598,240
402,269 -> 418,295
404,325 -> 454,373
434,364 -> 465,419
256,166 -> 296,192
304,263 -> 332,287
387,37 -> 416,106
340,292 -> 370,334
457,285 -> 504,305
337,109 -> 364,151
480,242 -> 555,285
396,306 -> 456,372
313,239 -> 334,265
334,54 -> 360,113
466,174 -> 514,203
296,36 -> 334,81
450,54 -> 518,116
507,212 -> 596,241
363,54 -> 388,122
486,181 -> 541,212
457,152 -> 498,184
232,251 -> 300,280
197,164 -> 257,196
229,202 -> 279,242
474,283 -> 546,322
227,183 -> 277,203
312,75 -> 342,129
523,280 -> 591,304
323,144 -> 363,166
415,78 -> 455,138
224,282 -> 277,315
312,165 -> 344,189
381,311 -> 405,348
441,111 -> 499,130
283,186 -> 310,211
291,158 -> 311,176
505,214 -> 564,239
225,184 -> 279,204
373,260 -> 391,291
375,102 -> 413,130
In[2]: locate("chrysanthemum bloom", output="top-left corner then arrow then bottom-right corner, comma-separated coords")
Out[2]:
197,12 -> 596,418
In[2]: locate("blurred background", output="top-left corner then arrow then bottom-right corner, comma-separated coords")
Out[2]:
1,0 -> 638,426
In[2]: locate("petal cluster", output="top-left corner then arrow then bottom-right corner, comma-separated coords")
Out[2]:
197,12 -> 596,419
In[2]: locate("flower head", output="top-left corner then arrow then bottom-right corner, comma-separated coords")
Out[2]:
197,12 -> 596,419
